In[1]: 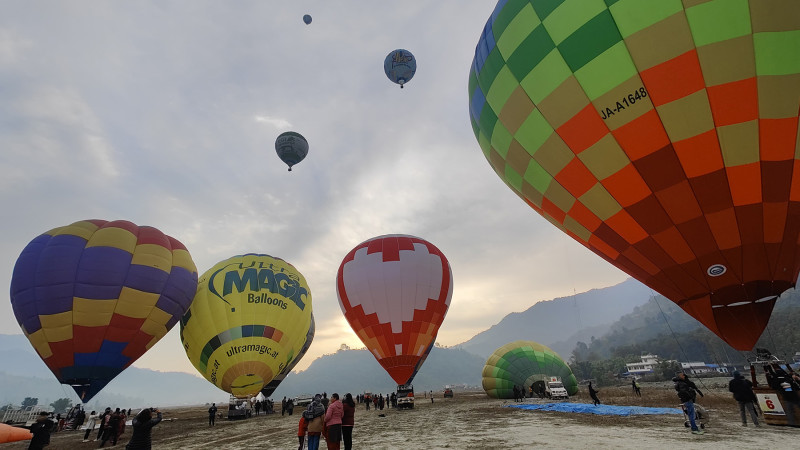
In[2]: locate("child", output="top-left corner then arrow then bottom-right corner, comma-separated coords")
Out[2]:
297,415 -> 307,450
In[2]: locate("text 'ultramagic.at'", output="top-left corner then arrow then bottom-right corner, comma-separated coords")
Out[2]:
215,263 -> 307,310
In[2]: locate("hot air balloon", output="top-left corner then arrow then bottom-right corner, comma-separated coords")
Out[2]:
468,0 -> 800,350
9,220 -> 198,402
180,254 -> 313,398
260,314 -> 314,398
0,424 -> 32,444
303,14 -> 312,25
275,131 -> 308,171
482,341 -> 578,399
383,49 -> 416,88
336,234 -> 453,385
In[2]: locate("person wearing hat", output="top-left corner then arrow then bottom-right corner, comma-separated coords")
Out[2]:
729,370 -> 760,427
27,411 -> 54,450
302,394 -> 325,450
673,372 -> 705,435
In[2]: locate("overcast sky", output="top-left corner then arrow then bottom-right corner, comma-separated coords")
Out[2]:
0,1 -> 630,377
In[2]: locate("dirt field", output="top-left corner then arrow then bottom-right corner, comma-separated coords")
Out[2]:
3,381 -> 798,449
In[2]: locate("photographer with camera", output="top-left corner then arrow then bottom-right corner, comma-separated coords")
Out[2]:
124,408 -> 162,450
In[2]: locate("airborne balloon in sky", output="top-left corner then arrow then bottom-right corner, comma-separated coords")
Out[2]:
384,49 -> 416,88
275,131 -> 309,171
469,0 -> 800,350
10,220 -> 198,402
336,234 -> 453,385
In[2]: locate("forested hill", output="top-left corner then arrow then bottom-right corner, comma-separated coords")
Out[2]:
457,278 -> 654,359
570,290 -> 800,364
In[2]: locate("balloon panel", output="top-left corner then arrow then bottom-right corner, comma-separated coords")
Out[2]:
469,0 -> 800,350
0,423 -> 32,444
482,341 -> 577,399
260,314 -> 315,398
383,49 -> 417,86
181,254 -> 313,397
9,220 -> 198,402
337,235 -> 453,385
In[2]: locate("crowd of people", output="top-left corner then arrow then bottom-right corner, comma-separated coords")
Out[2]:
23,404 -> 163,450
296,392 -> 355,450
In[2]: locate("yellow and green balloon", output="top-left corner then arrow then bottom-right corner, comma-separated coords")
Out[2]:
180,254 -> 313,397
482,341 -> 577,399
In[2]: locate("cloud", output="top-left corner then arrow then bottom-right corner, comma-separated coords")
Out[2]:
254,115 -> 292,130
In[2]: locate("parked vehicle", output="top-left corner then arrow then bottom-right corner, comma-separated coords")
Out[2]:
396,384 -> 415,409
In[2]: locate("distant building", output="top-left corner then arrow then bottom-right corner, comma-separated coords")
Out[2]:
625,354 -> 662,377
680,361 -> 731,375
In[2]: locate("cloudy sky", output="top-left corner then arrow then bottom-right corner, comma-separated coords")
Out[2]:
0,1 -> 629,376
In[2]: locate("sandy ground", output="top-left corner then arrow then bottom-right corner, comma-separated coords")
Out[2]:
3,382 -> 798,449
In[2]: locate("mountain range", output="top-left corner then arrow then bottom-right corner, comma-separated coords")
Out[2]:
0,277 -> 725,409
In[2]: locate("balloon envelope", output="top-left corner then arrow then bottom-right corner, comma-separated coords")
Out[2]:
181,254 -> 313,397
469,0 -> 800,350
336,234 -> 452,385
303,14 -> 312,25
383,49 -> 416,88
10,220 -> 198,402
482,341 -> 578,399
0,424 -> 32,444
260,314 -> 314,398
275,131 -> 308,171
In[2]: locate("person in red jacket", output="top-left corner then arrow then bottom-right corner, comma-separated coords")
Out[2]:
297,416 -> 307,450
324,393 -> 344,450
341,393 -> 355,450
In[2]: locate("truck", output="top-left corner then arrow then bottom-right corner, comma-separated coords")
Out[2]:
227,395 -> 252,420
396,384 -> 415,409
545,377 -> 569,400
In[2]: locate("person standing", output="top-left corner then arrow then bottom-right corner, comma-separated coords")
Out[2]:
303,395 -> 325,450
324,393 -> 344,450
27,412 -> 55,450
297,415 -> 307,450
588,382 -> 601,406
82,411 -> 99,442
673,372 -> 705,435
99,408 -> 121,447
728,371 -> 760,427
208,403 -> 217,426
95,408 -> 111,441
341,393 -> 355,450
115,408 -> 127,444
124,408 -> 162,450
282,397 -> 287,416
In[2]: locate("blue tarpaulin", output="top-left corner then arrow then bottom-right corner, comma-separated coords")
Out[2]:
508,402 -> 682,416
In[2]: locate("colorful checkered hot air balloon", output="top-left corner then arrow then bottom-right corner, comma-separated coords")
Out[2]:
10,220 -> 198,402
336,235 -> 453,385
180,254 -> 313,398
469,0 -> 800,350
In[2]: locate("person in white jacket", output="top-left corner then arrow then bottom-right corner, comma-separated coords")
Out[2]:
82,411 -> 99,442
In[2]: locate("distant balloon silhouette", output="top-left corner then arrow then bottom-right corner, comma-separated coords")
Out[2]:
384,49 -> 416,88
469,0 -> 800,350
10,220 -> 198,402
303,14 -> 312,25
275,131 -> 308,171
336,234 -> 452,385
